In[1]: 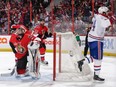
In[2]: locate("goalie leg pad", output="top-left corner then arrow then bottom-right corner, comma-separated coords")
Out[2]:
28,49 -> 41,78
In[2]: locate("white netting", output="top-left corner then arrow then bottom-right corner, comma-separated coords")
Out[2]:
54,32 -> 92,81
56,32 -> 85,61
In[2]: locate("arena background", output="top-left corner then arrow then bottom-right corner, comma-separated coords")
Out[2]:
0,0 -> 116,56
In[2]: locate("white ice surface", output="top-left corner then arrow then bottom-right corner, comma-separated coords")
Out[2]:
0,52 -> 116,87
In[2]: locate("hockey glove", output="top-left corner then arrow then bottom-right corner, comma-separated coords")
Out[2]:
48,32 -> 52,37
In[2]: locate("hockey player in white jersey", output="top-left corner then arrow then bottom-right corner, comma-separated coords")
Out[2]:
78,6 -> 111,82
88,6 -> 111,81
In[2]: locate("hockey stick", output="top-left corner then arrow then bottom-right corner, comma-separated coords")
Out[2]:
0,64 -> 16,77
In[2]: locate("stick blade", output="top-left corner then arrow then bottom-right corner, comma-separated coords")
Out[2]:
0,68 -> 15,77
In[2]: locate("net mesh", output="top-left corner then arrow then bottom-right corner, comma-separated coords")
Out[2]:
54,32 -> 92,81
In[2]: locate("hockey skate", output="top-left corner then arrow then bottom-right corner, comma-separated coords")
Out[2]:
15,69 -> 30,79
93,74 -> 105,82
77,59 -> 85,72
41,60 -> 48,65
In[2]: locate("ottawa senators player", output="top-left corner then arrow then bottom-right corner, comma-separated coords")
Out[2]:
9,24 -> 36,77
34,19 -> 52,65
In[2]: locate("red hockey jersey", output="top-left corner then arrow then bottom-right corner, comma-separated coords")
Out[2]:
34,25 -> 48,36
15,30 -> 35,59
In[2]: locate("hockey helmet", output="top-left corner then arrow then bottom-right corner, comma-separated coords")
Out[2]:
11,24 -> 20,29
98,6 -> 109,14
19,25 -> 28,32
11,24 -> 28,33
39,18 -> 45,26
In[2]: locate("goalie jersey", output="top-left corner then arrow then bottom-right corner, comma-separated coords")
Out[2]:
10,31 -> 35,59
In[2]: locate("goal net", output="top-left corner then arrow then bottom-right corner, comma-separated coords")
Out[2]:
53,32 -> 92,81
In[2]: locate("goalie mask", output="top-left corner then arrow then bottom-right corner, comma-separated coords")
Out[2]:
11,24 -> 28,34
12,24 -> 28,40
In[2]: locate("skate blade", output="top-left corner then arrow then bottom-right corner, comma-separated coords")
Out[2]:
40,62 -> 48,66
93,79 -> 105,83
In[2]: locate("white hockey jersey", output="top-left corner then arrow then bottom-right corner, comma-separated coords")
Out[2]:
88,14 -> 111,42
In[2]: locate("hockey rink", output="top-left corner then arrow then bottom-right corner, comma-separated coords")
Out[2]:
0,52 -> 116,87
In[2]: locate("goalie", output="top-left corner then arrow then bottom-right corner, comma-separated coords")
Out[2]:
9,24 -> 39,78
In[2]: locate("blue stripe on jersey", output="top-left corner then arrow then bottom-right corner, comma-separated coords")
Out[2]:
88,34 -> 104,41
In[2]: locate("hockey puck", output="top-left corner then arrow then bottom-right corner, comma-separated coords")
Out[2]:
8,68 -> 11,70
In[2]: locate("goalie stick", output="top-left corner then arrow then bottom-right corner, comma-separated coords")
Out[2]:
0,64 -> 16,77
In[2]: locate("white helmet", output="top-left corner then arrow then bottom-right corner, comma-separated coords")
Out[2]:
98,6 -> 109,14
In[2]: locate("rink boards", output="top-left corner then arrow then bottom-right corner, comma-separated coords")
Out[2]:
0,35 -> 116,56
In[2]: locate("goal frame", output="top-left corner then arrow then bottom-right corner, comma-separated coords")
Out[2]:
53,32 -> 62,81
53,32 -> 92,81
53,32 -> 81,81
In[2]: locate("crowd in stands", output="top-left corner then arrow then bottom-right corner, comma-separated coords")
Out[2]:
0,0 -> 51,34
52,0 -> 116,35
0,0 -> 116,35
